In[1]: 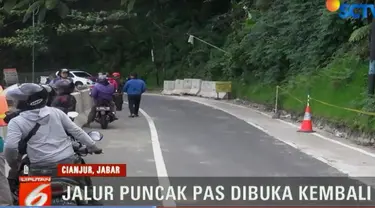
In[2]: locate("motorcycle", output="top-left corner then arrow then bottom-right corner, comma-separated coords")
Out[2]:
11,111 -> 104,205
95,104 -> 116,129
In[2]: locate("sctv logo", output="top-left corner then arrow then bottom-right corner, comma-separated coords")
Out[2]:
326,0 -> 375,19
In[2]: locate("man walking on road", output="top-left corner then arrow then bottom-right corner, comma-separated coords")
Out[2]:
123,72 -> 146,117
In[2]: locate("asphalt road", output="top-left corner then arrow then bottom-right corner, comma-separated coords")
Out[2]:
82,94 -> 350,206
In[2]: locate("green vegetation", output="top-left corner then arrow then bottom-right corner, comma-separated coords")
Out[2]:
0,0 -> 374,131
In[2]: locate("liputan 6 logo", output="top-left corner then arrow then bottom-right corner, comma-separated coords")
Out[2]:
19,176 -> 51,206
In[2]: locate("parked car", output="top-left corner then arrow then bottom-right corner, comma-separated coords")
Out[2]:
55,70 -> 95,87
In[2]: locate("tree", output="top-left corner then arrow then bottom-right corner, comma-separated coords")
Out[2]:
1,0 -> 73,23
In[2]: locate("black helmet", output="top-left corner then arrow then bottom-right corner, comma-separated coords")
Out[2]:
5,83 -> 48,111
54,79 -> 75,95
41,84 -> 56,106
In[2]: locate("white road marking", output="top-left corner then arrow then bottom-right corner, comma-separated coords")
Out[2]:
124,101 -> 175,206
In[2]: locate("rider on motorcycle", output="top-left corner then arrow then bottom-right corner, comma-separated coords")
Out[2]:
51,79 -> 77,113
4,83 -> 102,194
111,72 -> 123,111
84,76 -> 117,127
112,72 -> 123,92
50,68 -> 73,85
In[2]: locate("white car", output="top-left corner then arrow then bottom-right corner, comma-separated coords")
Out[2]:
55,70 -> 95,87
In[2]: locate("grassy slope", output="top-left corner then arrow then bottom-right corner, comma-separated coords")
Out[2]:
232,54 -> 374,132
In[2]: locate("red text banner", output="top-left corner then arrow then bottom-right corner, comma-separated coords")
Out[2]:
57,164 -> 126,177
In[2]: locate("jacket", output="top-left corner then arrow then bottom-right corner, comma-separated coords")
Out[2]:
91,82 -> 115,101
123,79 -> 146,95
4,106 -> 96,167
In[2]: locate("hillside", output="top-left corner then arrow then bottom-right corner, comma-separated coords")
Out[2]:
0,0 -> 374,136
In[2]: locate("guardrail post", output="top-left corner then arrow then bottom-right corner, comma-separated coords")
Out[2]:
307,94 -> 310,106
272,86 -> 280,119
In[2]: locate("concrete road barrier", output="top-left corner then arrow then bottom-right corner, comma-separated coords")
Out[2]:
189,80 -> 230,99
72,92 -> 84,113
71,89 -> 92,113
182,79 -> 193,95
187,79 -> 202,95
161,81 -> 175,95
208,81 -> 219,98
172,79 -> 184,95
161,78 -> 230,99
161,81 -> 169,95
81,89 -> 93,110
198,81 -> 216,98
71,89 -> 93,127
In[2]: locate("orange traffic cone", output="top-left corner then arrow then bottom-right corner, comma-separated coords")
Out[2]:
298,105 -> 314,133
0,86 -> 8,126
